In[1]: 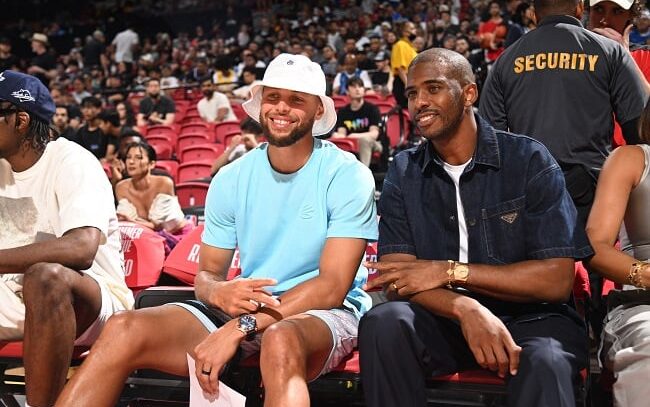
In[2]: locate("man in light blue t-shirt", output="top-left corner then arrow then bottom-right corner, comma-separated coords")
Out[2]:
56,53 -> 378,407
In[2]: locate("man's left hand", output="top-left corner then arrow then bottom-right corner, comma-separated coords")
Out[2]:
592,24 -> 631,51
193,320 -> 244,396
363,260 -> 449,295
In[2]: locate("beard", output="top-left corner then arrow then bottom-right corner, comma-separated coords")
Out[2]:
260,114 -> 315,147
203,90 -> 214,98
418,97 -> 465,142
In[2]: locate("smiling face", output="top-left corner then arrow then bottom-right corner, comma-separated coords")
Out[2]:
258,87 -> 324,147
405,61 -> 475,142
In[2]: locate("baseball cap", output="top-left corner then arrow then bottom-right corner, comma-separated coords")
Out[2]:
31,33 -> 49,45
242,53 -> 336,137
589,0 -> 634,10
374,51 -> 389,61
0,70 -> 55,122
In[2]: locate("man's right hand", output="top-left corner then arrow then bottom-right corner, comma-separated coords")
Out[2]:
208,277 -> 280,317
458,304 -> 521,378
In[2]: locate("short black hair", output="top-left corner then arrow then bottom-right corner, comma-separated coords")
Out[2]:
81,96 -> 102,108
98,109 -> 120,127
240,117 -> 263,135
348,77 -> 365,88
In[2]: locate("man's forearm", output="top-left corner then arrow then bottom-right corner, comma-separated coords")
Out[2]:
411,288 -> 481,321
254,275 -> 349,332
0,229 -> 99,274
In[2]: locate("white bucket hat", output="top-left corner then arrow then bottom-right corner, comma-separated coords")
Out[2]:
242,53 -> 337,136
589,0 -> 634,10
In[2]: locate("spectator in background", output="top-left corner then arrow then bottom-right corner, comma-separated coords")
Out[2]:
391,20 -> 418,108
630,9 -> 650,45
586,100 -> 650,407
332,53 -> 373,96
116,101 -> 136,129
160,64 -> 180,91
213,55 -> 238,94
0,37 -> 18,71
331,77 -> 383,167
506,2 -> 537,47
137,78 -> 176,127
27,33 -> 57,86
588,0 -> 650,91
98,109 -> 125,139
115,141 -> 193,254
112,23 -> 139,64
478,1 -> 509,62
210,117 -> 264,175
70,77 -> 92,105
197,77 -> 237,123
52,105 -> 76,140
231,66 -> 262,100
371,51 -> 394,96
82,30 -> 107,69
71,96 -> 117,163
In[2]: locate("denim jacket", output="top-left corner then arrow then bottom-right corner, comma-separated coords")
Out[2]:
378,115 -> 593,316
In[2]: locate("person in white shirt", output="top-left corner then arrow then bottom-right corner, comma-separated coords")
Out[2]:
0,71 -> 133,407
111,25 -> 139,64
196,77 -> 237,123
231,66 -> 263,100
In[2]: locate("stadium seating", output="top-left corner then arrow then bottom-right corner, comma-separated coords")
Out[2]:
146,137 -> 174,160
214,121 -> 241,143
176,133 -> 211,154
154,159 -> 179,182
175,182 -> 210,208
179,143 -> 224,163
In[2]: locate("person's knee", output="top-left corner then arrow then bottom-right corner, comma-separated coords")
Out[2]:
360,302 -> 412,348
519,338 -> 573,380
23,263 -> 72,304
96,311 -> 148,355
260,321 -> 307,369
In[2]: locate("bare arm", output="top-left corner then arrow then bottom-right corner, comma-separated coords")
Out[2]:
586,146 -> 647,285
161,112 -> 175,125
210,135 -> 241,176
215,107 -> 228,123
0,227 -> 101,274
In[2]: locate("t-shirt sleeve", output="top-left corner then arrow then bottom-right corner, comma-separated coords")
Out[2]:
202,168 -> 238,249
611,46 -> 647,125
326,161 -> 378,241
55,145 -> 115,241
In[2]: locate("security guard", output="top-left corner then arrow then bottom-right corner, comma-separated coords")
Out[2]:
479,0 -> 646,231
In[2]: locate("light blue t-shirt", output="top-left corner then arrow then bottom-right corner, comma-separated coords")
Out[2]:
203,138 -> 378,317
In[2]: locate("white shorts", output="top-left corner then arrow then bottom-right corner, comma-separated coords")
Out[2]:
0,273 -> 127,345
173,301 -> 359,378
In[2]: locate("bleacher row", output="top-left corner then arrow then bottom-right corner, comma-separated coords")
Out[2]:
0,221 -> 595,406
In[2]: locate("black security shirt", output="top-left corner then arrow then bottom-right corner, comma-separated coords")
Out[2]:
479,15 -> 646,175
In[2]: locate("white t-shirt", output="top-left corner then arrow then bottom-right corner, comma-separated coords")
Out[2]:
197,93 -> 237,123
443,159 -> 471,263
112,29 -> 139,63
0,138 -> 134,310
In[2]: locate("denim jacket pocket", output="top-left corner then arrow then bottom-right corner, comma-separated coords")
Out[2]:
481,196 -> 526,264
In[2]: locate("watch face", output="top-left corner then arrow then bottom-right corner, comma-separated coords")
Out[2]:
239,314 -> 257,333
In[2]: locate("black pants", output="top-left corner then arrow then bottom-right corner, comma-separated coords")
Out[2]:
359,301 -> 587,407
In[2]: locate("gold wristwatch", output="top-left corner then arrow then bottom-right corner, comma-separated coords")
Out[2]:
446,261 -> 470,288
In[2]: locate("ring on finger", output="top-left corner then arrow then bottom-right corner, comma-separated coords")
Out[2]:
201,368 -> 211,375
391,282 -> 398,291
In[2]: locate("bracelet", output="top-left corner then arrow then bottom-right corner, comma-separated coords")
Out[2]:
446,260 -> 454,289
628,261 -> 648,290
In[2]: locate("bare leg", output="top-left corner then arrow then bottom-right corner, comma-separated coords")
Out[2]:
260,315 -> 334,407
55,305 -> 209,407
22,263 -> 102,407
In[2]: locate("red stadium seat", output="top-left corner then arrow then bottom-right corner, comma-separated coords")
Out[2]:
176,133 -> 211,154
146,137 -> 174,160
384,108 -> 411,149
231,103 -> 248,121
154,159 -> 179,182
177,162 -> 212,183
175,182 -> 210,208
179,143 -> 224,163
179,122 -> 209,136
214,120 -> 241,143
375,101 -> 396,114
328,138 -> 359,153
